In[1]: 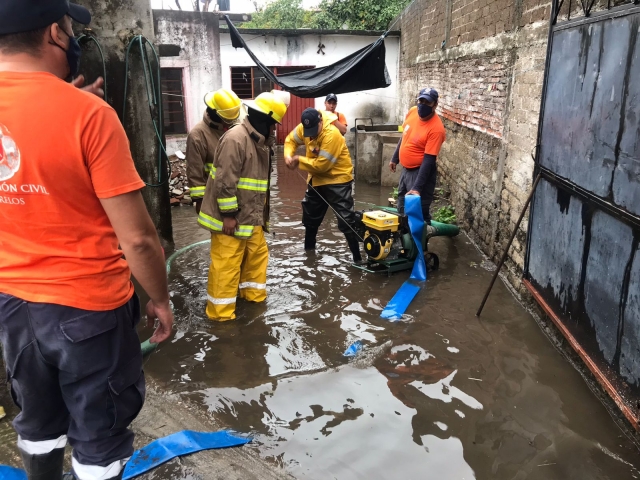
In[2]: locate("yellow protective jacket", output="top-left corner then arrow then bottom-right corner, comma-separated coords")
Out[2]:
284,111 -> 354,187
198,117 -> 274,238
185,111 -> 228,200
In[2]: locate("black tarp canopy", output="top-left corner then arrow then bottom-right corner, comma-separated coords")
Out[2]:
224,16 -> 391,98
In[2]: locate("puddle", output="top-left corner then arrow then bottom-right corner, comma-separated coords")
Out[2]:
142,150 -> 640,479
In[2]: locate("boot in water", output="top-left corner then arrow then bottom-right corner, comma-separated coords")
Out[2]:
304,227 -> 318,251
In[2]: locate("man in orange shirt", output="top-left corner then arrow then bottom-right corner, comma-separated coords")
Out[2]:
389,88 -> 446,223
0,2 -> 173,479
324,93 -> 348,135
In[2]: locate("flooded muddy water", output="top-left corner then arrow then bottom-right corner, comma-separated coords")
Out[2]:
141,152 -> 640,479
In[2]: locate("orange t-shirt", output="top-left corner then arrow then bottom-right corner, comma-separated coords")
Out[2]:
336,112 -> 347,127
0,72 -> 145,311
399,106 -> 446,169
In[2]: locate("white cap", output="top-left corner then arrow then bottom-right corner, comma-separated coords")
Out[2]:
271,90 -> 291,107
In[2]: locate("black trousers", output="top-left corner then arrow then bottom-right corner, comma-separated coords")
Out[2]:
301,181 -> 358,237
0,293 -> 144,467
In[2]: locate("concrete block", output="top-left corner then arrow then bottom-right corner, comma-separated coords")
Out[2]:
381,143 -> 403,187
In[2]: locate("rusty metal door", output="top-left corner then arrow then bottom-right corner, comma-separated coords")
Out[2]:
525,1 -> 640,426
274,66 -> 315,145
276,94 -> 315,145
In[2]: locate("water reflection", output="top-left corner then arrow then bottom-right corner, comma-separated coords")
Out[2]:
146,150 -> 640,480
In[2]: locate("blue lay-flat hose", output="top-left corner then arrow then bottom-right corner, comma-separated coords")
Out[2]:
380,195 -> 427,320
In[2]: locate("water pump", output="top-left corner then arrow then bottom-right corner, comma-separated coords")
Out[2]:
352,207 -> 460,276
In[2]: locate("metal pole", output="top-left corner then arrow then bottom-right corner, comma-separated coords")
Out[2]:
476,171 -> 542,317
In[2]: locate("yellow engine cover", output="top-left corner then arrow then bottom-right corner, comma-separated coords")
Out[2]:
362,210 -> 399,232
363,231 -> 394,261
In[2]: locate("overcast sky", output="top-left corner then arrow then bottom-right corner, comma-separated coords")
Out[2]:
151,0 -> 321,13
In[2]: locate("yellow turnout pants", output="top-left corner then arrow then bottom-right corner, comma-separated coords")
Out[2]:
206,227 -> 268,321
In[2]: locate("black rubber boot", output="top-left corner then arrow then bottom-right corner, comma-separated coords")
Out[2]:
19,447 -> 65,480
345,234 -> 362,262
304,227 -> 318,251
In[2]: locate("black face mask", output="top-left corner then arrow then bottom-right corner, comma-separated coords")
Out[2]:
417,103 -> 434,119
50,28 -> 82,79
206,108 -> 223,124
248,109 -> 276,139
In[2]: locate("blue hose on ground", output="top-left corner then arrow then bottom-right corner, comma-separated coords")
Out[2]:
0,430 -> 251,480
0,465 -> 26,479
123,430 -> 251,479
381,195 -> 427,320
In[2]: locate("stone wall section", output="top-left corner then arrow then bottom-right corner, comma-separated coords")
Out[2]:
394,0 -> 550,295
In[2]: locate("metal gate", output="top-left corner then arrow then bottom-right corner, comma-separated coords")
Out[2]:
524,0 -> 640,426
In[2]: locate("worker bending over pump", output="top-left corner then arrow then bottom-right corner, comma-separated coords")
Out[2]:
389,88 -> 446,223
198,92 -> 288,321
284,108 -> 362,262
186,88 -> 243,214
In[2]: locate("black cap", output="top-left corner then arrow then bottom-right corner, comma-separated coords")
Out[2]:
325,93 -> 338,103
0,0 -> 91,36
301,108 -> 322,137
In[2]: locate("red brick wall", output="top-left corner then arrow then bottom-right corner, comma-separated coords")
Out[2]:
450,0 -> 514,45
394,0 -> 550,293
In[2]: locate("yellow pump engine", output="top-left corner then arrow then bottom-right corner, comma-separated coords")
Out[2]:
361,211 -> 400,261
353,206 -> 460,275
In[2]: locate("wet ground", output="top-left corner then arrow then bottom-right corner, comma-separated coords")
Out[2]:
142,154 -> 640,479
1,152 -> 639,479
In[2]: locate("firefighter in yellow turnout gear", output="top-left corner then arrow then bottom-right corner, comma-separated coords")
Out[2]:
198,92 -> 288,321
186,88 -> 244,214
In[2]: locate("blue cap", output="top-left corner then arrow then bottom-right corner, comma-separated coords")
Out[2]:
418,88 -> 439,103
301,108 -> 322,137
0,0 -> 91,35
325,93 -> 338,103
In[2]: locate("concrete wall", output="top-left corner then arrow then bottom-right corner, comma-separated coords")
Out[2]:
346,132 -> 402,185
154,10 -> 223,154
393,0 -> 550,293
219,32 -> 401,126
77,0 -> 173,245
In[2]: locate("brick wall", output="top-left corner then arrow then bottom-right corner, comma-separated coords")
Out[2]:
394,0 -> 550,294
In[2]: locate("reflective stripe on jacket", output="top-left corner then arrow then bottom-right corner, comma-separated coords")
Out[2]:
186,112 -> 227,199
284,111 -> 354,187
198,117 -> 273,238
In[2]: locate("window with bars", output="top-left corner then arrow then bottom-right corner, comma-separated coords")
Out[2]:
230,66 -> 315,99
230,67 -> 275,99
160,68 -> 187,135
230,67 -> 253,99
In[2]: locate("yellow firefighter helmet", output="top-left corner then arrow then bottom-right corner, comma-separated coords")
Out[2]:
204,88 -> 242,121
247,91 -> 288,124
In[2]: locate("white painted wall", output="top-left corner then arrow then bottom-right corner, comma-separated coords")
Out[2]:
219,32 -> 401,126
155,10 -> 223,153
